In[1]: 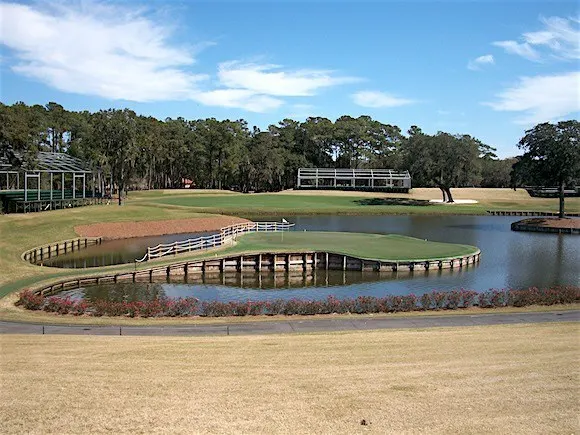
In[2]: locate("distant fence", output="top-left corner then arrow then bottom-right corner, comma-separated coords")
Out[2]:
135,221 -> 295,263
22,237 -> 103,264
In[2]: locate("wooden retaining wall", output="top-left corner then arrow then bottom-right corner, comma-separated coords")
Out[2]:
22,237 -> 103,265
511,222 -> 579,235
36,250 -> 481,296
487,210 -> 580,217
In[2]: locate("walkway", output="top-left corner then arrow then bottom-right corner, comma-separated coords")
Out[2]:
0,310 -> 577,336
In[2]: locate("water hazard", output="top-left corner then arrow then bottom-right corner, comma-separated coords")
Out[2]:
42,231 -> 215,267
57,215 -> 579,302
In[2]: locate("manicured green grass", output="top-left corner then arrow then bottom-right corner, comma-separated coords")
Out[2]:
231,231 -> 478,261
145,192 -> 579,216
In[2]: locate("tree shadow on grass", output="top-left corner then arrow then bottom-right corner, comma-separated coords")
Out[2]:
354,198 -> 434,207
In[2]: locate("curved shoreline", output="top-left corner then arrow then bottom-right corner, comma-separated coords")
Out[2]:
74,215 -> 251,240
511,217 -> 580,234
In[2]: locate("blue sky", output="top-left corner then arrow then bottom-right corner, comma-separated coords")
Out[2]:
1,0 -> 578,157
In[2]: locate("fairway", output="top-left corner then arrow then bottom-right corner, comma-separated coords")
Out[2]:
233,231 -> 478,261
144,190 -> 580,216
1,323 -> 577,434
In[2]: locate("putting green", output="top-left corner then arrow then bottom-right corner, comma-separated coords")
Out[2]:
232,231 -> 478,261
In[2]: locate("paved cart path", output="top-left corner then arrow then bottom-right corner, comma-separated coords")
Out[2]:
0,310 -> 578,336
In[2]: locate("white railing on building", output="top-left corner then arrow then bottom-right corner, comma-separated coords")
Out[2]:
135,221 -> 295,263
297,168 -> 411,189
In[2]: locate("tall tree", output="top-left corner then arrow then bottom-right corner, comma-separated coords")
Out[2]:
513,120 -> 580,218
91,109 -> 138,205
403,128 -> 483,202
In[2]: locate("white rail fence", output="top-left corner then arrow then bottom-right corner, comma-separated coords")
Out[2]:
135,221 -> 295,263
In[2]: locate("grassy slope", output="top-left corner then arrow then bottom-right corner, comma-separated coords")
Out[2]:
233,231 -> 477,261
0,204 -> 219,289
1,323 -> 578,434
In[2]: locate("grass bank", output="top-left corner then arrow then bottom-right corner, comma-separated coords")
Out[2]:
1,323 -> 578,434
0,204 -> 227,289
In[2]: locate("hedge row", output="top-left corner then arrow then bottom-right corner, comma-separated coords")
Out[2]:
17,286 -> 580,318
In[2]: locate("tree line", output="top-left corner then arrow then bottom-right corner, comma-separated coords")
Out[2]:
0,102 -> 576,209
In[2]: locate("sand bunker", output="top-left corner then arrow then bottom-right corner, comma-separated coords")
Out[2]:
75,216 -> 251,240
428,199 -> 479,204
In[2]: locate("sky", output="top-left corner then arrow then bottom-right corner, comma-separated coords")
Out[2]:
0,0 -> 579,158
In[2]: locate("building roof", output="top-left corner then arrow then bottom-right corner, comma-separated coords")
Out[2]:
0,151 -> 93,173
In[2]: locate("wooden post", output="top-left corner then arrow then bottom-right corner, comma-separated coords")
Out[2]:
325,252 -> 329,270
343,255 -> 347,271
257,254 -> 262,271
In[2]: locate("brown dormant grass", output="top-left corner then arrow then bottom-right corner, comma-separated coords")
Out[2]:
1,323 -> 578,434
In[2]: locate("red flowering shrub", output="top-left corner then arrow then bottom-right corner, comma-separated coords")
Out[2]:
432,291 -> 447,309
248,301 -> 266,316
447,290 -> 462,309
420,293 -> 432,310
461,290 -> 478,307
166,297 -> 199,317
44,297 -> 76,315
17,290 -> 45,310
15,286 -> 580,317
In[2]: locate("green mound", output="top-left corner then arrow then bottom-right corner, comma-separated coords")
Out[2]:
233,231 -> 478,261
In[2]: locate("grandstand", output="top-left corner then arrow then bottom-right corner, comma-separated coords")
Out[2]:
297,168 -> 412,192
0,152 -> 104,213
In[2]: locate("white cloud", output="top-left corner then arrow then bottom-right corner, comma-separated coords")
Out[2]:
492,40 -> 541,61
352,91 -> 415,108
217,61 -> 359,97
467,54 -> 495,70
193,89 -> 283,113
0,2 -> 361,113
484,71 -> 580,124
0,1 -> 207,101
493,16 -> 580,61
194,61 -> 359,112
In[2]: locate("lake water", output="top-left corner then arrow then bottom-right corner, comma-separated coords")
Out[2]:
58,215 -> 579,302
42,231 -> 215,267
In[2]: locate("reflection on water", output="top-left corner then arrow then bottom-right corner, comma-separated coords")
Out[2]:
53,215 -> 579,303
61,266 -> 478,302
42,231 -> 215,267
